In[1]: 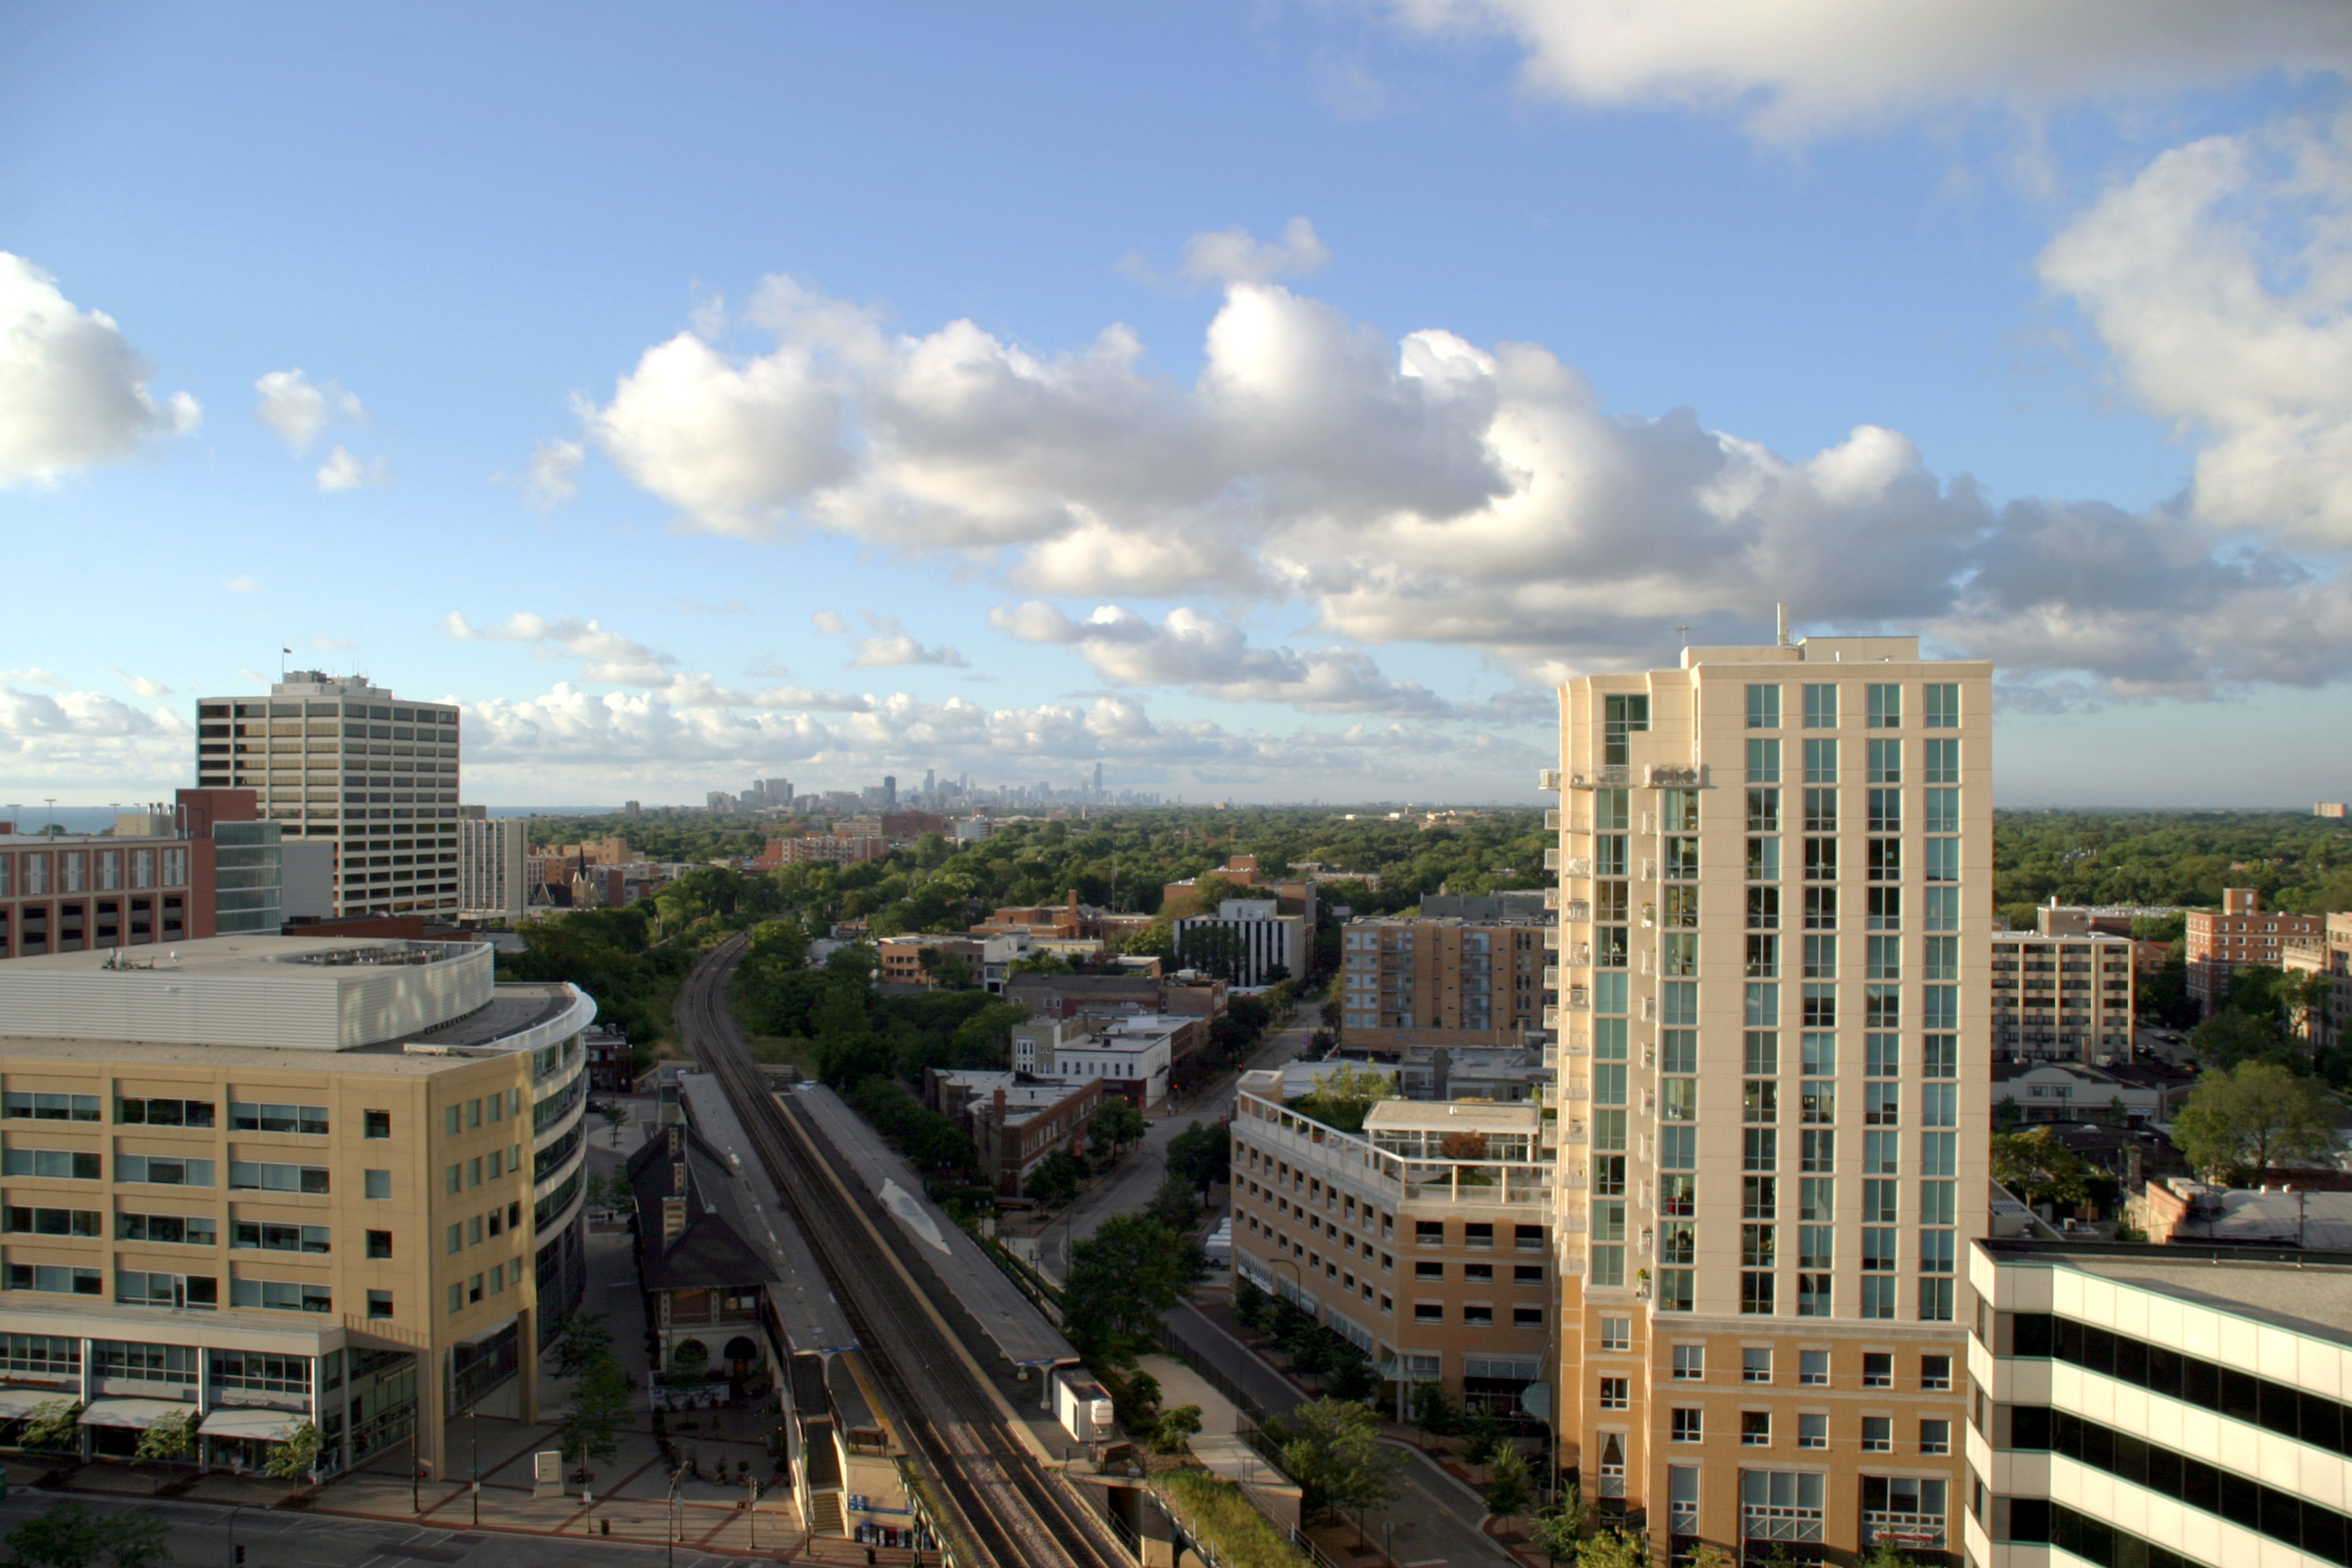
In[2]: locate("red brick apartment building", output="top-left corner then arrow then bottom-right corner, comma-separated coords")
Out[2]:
0,789 -> 252,957
2186,888 -> 2325,1013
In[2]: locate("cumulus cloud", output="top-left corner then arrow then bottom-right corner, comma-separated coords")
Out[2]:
445,611 -> 681,687
575,223 -> 2352,702
2041,107 -> 2352,549
672,599 -> 750,615
992,601 -> 1466,716
0,252 -> 199,487
316,445 -> 393,492
1367,0 -> 2352,139
811,611 -> 848,635
1124,217 -> 1334,289
103,668 -> 171,699
847,614 -> 968,669
253,369 -> 365,455
223,576 -> 262,593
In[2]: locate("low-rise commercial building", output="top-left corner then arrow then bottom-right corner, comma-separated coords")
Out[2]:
2187,888 -> 2325,1014
1009,1014 -> 1192,1108
757,834 -> 890,868
923,1070 -> 1103,1196
1228,1070 -> 1553,1415
1969,1237 -> 2352,1568
1337,913 -> 1554,1055
1991,1059 -> 2182,1126
1171,898 -> 1306,988
0,934 -> 591,1479
626,1096 -> 775,1389
1989,933 -> 2136,1062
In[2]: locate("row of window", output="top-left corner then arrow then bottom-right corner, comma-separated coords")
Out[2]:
6,1206 -> 389,1257
446,1258 -> 521,1314
2,1154 -> 402,1199
1637,1267 -> 1955,1319
1645,1403 -> 1951,1454
1744,682 -> 1962,731
0,849 -> 191,897
9,1095 -> 388,1138
5,1265 -> 392,1319
1252,1236 -> 1546,1328
1743,737 -> 1961,785
445,1202 -> 524,1254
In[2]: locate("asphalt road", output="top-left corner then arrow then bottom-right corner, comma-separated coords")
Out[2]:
0,1494 -> 727,1568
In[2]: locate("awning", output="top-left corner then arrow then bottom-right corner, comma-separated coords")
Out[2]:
78,1397 -> 194,1431
0,1388 -> 68,1420
198,1407 -> 301,1441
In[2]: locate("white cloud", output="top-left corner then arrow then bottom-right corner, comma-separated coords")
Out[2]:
575,230 -> 2352,702
1367,0 -> 2352,139
992,601 -> 1466,716
848,615 -> 967,669
1123,217 -> 1335,289
671,599 -> 750,615
103,668 -> 171,699
0,252 -> 199,488
444,611 -> 681,687
811,611 -> 848,635
223,576 -> 262,593
316,445 -> 393,492
0,669 -> 62,687
253,368 -> 365,455
521,437 -> 584,511
2040,108 -> 2352,549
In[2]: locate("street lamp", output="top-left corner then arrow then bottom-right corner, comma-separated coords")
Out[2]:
666,1461 -> 687,1568
470,1408 -> 480,1528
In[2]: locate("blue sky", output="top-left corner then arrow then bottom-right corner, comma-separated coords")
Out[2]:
3,3 -> 2350,807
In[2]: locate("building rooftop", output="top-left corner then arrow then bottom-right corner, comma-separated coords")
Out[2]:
1980,1237 -> 2352,1348
1365,1098 -> 1543,1136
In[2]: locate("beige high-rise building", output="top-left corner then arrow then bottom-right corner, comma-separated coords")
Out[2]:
194,674 -> 461,920
1547,633 -> 1990,1563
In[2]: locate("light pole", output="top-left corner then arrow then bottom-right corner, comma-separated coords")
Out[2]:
469,1408 -> 480,1528
666,1461 -> 686,1568
226,1503 -> 247,1568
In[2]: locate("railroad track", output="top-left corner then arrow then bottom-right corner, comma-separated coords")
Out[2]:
674,934 -> 1131,1568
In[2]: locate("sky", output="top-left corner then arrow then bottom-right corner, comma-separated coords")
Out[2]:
3,3 -> 2350,808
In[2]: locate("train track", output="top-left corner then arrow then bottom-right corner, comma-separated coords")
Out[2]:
674,934 -> 1131,1568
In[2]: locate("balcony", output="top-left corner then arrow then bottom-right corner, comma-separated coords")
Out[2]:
1567,766 -> 1632,789
1538,768 -> 1563,790
1563,987 -> 1590,1012
1646,763 -> 1707,788
1559,898 -> 1591,924
1543,1006 -> 1559,1029
1551,852 -> 1593,877
1543,966 -> 1563,989
1544,926 -> 1561,950
1639,858 -> 1658,881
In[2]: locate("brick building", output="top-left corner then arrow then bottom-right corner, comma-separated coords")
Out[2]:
2185,888 -> 2325,1013
1336,913 -> 1555,1055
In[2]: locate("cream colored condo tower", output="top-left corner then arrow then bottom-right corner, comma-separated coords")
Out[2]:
1548,633 -> 1990,1564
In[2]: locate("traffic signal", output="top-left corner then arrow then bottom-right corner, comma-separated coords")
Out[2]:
235,1548 -> 248,1564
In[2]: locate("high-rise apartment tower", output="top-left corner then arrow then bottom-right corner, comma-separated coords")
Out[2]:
1548,633 -> 1990,1564
194,673 -> 461,919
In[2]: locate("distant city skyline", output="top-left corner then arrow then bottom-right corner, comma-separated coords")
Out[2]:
3,9 -> 2348,806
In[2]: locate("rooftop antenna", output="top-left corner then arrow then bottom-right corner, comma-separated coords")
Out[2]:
1675,625 -> 1691,648
1776,604 -> 1790,647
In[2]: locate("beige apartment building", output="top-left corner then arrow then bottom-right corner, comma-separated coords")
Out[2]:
1547,633 -> 1990,1563
1988,933 -> 2134,1062
0,935 -> 590,1480
1229,1069 -> 1553,1415
1337,913 -> 1552,1054
2284,911 -> 2352,1055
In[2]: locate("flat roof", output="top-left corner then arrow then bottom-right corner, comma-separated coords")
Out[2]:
0,933 -> 478,975
1365,1098 -> 1542,1134
1980,1238 -> 2352,1347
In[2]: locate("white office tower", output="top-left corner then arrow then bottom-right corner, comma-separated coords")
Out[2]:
1549,633 -> 1991,1565
194,673 -> 461,919
456,806 -> 527,924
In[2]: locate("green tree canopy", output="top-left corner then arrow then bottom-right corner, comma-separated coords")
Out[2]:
1062,1212 -> 1195,1366
1262,1398 -> 1407,1523
1989,1128 -> 2095,1209
2171,1061 -> 2342,1185
1298,1062 -> 1396,1134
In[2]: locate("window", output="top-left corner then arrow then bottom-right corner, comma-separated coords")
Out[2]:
1748,684 -> 1780,728
366,1290 -> 394,1319
1923,682 -> 1959,728
1513,1306 -> 1543,1327
1743,1348 -> 1773,1383
365,1168 -> 392,1200
1414,1302 -> 1443,1323
1599,1317 -> 1631,1352
1670,1407 -> 1703,1443
364,1110 -> 391,1139
230,1102 -> 328,1135
1603,693 -> 1648,765
229,1160 -> 330,1195
446,1224 -> 463,1255
1920,1419 -> 1951,1455
1920,1354 -> 1951,1391
1798,1413 -> 1828,1449
1799,1349 -> 1829,1385
113,1269 -> 212,1306
1415,1220 -> 1444,1247
2,1205 -> 100,1236
116,1098 -> 215,1127
1802,684 -> 1838,728
1599,1377 -> 1629,1410
3,1093 -> 99,1122
1742,1410 -> 1772,1446
1747,738 -> 1780,785
6,1265 -> 100,1296
365,1229 -> 393,1260
1862,1352 -> 1893,1388
1515,1224 -> 1544,1250
1860,1417 -> 1892,1452
4,1147 -> 103,1180
1465,1222 -> 1494,1249
1416,1261 -> 1444,1279
115,1153 -> 215,1186
232,1221 -> 330,1253
1923,736 -> 1959,782
232,1278 -> 332,1313
1803,739 -> 1838,784
1671,1345 -> 1704,1380
1866,739 -> 1900,783
1866,683 -> 1900,728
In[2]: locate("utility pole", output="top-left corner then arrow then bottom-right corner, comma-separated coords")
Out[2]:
470,1409 -> 480,1527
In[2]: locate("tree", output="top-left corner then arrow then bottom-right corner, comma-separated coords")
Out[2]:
1484,1445 -> 1537,1523
1262,1399 -> 1406,1526
1860,1541 -> 1916,1568
1460,1410 -> 1506,1465
5,1507 -> 171,1568
1062,1212 -> 1193,1366
261,1420 -> 323,1481
1024,1149 -> 1083,1206
1152,1404 -> 1203,1455
550,1309 -> 615,1378
1324,1339 -> 1380,1403
1530,1485 -> 1592,1565
1686,1547 -> 1736,1568
132,1410 -> 195,1465
1176,923 -> 1246,982
1577,1528 -> 1647,1568
1409,1381 -> 1460,1447
20,1399 -> 82,1454
601,1101 -> 633,1146
2171,1061 -> 2342,1185
558,1349 -> 633,1471
1167,1120 -> 1230,1195
1232,1276 -> 1270,1331
1088,1098 -> 1145,1161
1989,1128 -> 2094,1209
1301,1061 -> 1396,1134
2190,1008 -> 2289,1072
1112,1369 -> 1161,1434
